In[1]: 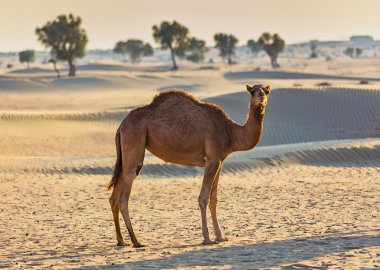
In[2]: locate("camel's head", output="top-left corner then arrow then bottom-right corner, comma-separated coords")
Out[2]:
246,84 -> 271,107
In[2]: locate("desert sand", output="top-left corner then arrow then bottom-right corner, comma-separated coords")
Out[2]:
0,55 -> 380,269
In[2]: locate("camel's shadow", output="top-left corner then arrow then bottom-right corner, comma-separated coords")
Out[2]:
76,230 -> 380,269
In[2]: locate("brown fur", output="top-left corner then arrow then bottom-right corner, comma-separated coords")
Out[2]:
108,128 -> 122,190
108,85 -> 271,247
150,90 -> 235,122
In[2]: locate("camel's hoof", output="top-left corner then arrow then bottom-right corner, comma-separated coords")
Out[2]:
133,243 -> 146,248
117,241 -> 128,247
201,239 -> 217,245
215,237 -> 228,243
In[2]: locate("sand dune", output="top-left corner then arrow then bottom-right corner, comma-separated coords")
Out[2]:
7,63 -> 170,74
9,67 -> 58,74
0,75 -> 130,91
49,76 -> 132,90
224,70 -> 380,82
1,85 -> 379,161
0,77 -> 48,91
2,86 -> 379,158
206,87 -> 380,145
77,64 -> 133,72
0,109 -> 127,121
0,69 -> 239,110
2,139 -> 379,179
78,63 -> 181,73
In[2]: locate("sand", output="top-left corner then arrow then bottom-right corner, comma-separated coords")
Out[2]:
1,167 -> 379,269
0,57 -> 380,269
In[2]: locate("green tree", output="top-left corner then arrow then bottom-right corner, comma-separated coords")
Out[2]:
258,33 -> 285,68
214,33 -> 238,65
113,40 -> 153,63
344,47 -> 354,58
186,37 -> 207,63
113,41 -> 128,61
247,39 -> 262,57
36,14 -> 88,77
355,48 -> 363,58
19,50 -> 35,68
152,21 -> 189,70
125,39 -> 154,63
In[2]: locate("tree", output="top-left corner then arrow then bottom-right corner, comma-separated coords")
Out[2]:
247,39 -> 262,57
258,33 -> 285,68
152,21 -> 189,70
186,37 -> 207,63
48,58 -> 60,78
19,50 -> 35,68
344,47 -> 354,58
125,39 -> 154,63
355,48 -> 363,58
113,41 -> 128,62
310,40 -> 318,58
214,33 -> 238,65
113,40 -> 153,63
36,14 -> 88,77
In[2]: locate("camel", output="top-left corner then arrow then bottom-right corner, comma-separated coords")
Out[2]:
108,84 -> 271,247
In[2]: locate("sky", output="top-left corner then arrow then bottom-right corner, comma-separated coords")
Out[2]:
1,0 -> 380,51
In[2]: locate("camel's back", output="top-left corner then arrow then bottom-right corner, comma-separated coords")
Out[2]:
147,90 -> 231,129
149,90 -> 208,126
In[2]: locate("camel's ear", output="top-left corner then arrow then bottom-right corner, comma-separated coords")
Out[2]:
246,84 -> 253,92
264,85 -> 271,95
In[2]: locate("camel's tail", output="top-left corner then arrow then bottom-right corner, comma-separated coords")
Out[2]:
108,129 -> 122,190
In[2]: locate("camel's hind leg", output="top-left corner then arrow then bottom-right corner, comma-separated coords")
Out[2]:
117,126 -> 146,248
109,189 -> 127,246
118,169 -> 144,248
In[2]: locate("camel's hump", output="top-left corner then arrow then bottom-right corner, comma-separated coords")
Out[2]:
151,89 -> 203,106
149,89 -> 235,123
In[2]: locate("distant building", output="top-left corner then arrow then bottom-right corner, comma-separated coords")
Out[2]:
350,36 -> 374,45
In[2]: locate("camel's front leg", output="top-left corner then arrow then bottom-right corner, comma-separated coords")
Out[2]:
209,163 -> 228,242
198,159 -> 221,245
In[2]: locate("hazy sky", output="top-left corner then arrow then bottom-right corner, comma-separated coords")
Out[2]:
1,0 -> 380,51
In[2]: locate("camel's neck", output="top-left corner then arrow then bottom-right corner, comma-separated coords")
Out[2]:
231,102 -> 266,152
